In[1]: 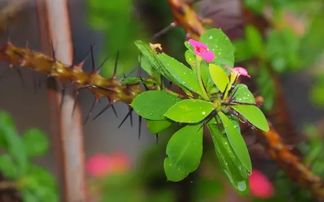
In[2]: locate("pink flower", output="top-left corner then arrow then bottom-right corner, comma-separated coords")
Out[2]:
249,169 -> 274,199
188,39 -> 215,62
232,67 -> 251,78
86,153 -> 130,177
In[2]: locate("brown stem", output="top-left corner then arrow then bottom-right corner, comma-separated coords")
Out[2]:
0,181 -> 16,190
35,0 -> 86,201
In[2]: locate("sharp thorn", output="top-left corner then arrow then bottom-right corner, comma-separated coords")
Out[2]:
60,87 -> 66,111
139,77 -> 149,90
15,68 -> 25,86
50,40 -> 56,61
138,116 -> 142,139
152,22 -> 177,40
92,102 -> 113,121
113,51 -> 119,76
118,109 -> 133,128
129,107 -> 133,127
155,134 -> 159,144
83,98 -> 98,125
72,91 -> 80,115
90,44 -> 96,72
97,54 -> 110,72
111,104 -> 118,118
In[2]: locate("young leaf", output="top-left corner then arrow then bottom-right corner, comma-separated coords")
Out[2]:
131,90 -> 180,120
201,28 -> 235,67
146,119 -> 172,134
209,64 -> 229,92
218,112 -> 252,173
232,84 -> 256,104
164,124 -> 203,181
231,105 -> 269,132
157,53 -> 203,96
23,128 -> 49,157
164,99 -> 214,123
134,40 -> 168,76
207,122 -> 249,193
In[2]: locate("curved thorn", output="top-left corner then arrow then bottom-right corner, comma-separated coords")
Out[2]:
92,102 -> 113,121
118,109 -> 133,128
83,98 -> 98,125
152,22 -> 177,40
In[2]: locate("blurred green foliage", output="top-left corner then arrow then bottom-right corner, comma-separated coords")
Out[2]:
87,0 -> 147,76
0,111 -> 58,202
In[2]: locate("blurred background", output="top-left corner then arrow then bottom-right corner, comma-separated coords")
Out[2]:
0,0 -> 324,201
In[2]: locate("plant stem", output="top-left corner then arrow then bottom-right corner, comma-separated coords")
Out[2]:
35,0 -> 86,201
196,59 -> 209,100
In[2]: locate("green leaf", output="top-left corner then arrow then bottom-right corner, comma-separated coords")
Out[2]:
0,111 -> 28,176
231,105 -> 269,132
134,40 -> 167,76
185,50 -> 196,67
245,26 -> 264,57
201,28 -> 235,67
164,99 -> 214,123
232,84 -> 256,104
164,124 -> 203,181
0,154 -> 18,178
157,53 -> 203,96
209,64 -> 229,92
131,90 -> 180,120
207,122 -> 249,193
146,119 -> 172,134
23,128 -> 49,157
218,112 -> 252,173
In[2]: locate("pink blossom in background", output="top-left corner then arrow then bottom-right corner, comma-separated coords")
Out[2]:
249,169 -> 274,199
86,153 -> 130,177
232,67 -> 251,78
188,39 -> 215,62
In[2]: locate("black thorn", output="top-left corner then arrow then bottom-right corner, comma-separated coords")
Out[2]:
90,45 -> 96,72
72,91 -> 80,115
84,98 -> 98,125
15,68 -> 25,86
155,134 -> 159,144
50,41 -> 56,61
152,22 -> 177,40
97,54 -> 110,72
113,51 -> 119,76
92,102 -> 113,121
138,116 -> 142,139
111,104 -> 118,118
60,87 -> 66,111
139,77 -> 149,90
118,109 -> 133,128
129,107 -> 133,127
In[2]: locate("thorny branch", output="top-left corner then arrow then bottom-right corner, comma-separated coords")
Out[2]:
168,0 -> 324,200
0,0 -> 323,200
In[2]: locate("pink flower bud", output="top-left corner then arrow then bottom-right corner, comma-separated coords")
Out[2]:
249,169 -> 274,199
86,153 -> 130,177
188,39 -> 215,63
232,67 -> 251,78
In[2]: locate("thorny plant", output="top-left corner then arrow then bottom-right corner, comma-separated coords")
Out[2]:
0,28 -> 269,194
132,29 -> 268,193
